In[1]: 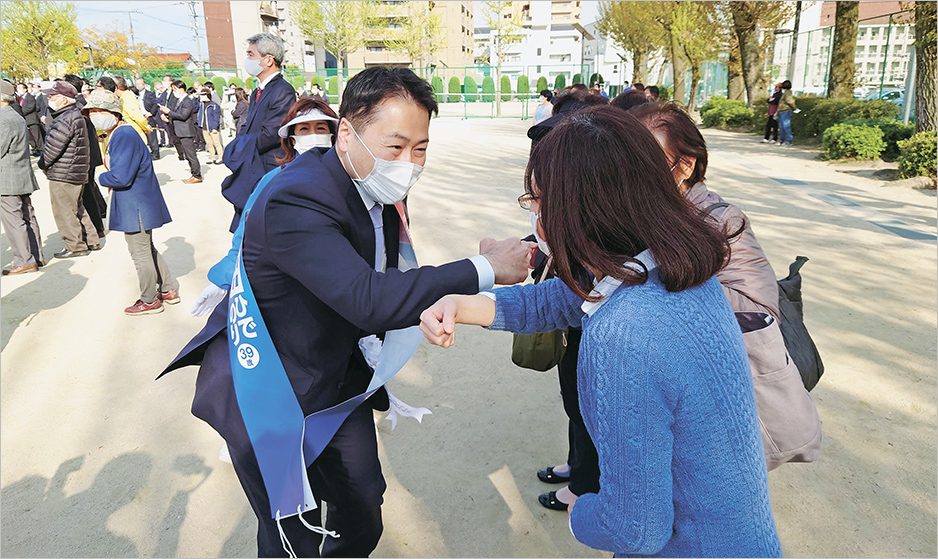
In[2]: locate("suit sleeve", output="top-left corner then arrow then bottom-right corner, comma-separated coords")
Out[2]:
0,118 -> 14,158
256,83 -> 295,155
144,92 -> 158,114
168,98 -> 192,121
262,187 -> 479,333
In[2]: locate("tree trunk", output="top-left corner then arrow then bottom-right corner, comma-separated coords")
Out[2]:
669,31 -> 686,105
688,63 -> 701,113
915,1 -> 937,132
495,64 -> 502,117
730,2 -> 763,107
826,1 -> 859,99
631,48 -> 648,84
728,38 -> 745,100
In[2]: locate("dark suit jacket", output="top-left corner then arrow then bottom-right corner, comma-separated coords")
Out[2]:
21,94 -> 38,126
139,89 -> 159,127
241,73 -> 294,171
166,95 -> 195,138
162,147 -> 481,421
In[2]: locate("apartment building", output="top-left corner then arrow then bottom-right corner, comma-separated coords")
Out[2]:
204,1 -> 312,71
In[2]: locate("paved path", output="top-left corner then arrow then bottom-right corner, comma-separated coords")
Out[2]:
1,120 -> 935,557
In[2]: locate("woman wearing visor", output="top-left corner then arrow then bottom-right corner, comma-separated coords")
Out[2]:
190,98 -> 339,317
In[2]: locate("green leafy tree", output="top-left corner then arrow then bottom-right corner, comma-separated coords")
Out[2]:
827,2 -> 859,99
536,76 -> 548,92
291,1 -> 380,103
597,1 -> 665,84
447,76 -> 461,102
464,75 -> 478,102
481,75 -> 495,102
500,75 -> 511,101
386,1 -> 446,71
724,1 -> 796,107
674,2 -> 722,111
81,25 -> 165,71
555,74 -> 566,90
1,1 -> 81,80
481,1 -> 524,116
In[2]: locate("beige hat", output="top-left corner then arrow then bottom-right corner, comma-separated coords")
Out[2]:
81,88 -> 122,117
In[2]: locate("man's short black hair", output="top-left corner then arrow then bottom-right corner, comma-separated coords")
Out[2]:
62,74 -> 84,94
204,82 -> 214,90
172,79 -> 186,90
96,76 -> 116,92
781,80 -> 792,90
647,85 -> 659,97
339,67 -> 438,130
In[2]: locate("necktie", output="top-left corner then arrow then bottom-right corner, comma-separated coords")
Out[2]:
368,204 -> 384,272
255,87 -> 262,103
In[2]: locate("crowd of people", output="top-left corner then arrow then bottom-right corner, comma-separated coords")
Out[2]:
1,29 -> 822,558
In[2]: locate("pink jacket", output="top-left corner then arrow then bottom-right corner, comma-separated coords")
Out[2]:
685,181 -> 780,319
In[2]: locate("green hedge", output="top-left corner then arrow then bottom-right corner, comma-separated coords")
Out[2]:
500,75 -> 511,101
589,73 -> 604,87
448,77 -> 461,103
898,131 -> 937,180
842,119 -> 915,160
572,73 -> 582,84
792,98 -> 900,139
699,96 -> 754,128
211,77 -> 227,93
291,76 -> 305,91
821,123 -> 885,160
554,74 -> 566,90
658,84 -> 672,101
431,76 -> 444,102
517,75 -> 529,97
309,76 -> 321,87
327,76 -> 338,97
481,76 -> 495,102
228,76 -> 243,88
464,75 -> 478,102
245,76 -> 259,90
536,76 -> 548,93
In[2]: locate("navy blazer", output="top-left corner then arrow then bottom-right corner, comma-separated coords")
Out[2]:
99,125 -> 171,232
241,73 -> 295,171
161,148 -> 480,419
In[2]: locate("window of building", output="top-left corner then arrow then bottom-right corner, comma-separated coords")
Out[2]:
368,45 -> 385,52
859,27 -> 867,38
536,65 -> 541,73
866,62 -> 875,73
869,45 -> 878,54
870,28 -> 879,40
856,46 -> 865,57
537,47 -> 541,56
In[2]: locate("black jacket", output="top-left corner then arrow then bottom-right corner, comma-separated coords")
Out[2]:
21,94 -> 39,126
166,94 -> 195,138
38,103 -> 90,184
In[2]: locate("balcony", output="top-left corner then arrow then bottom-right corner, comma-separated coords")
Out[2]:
259,1 -> 278,20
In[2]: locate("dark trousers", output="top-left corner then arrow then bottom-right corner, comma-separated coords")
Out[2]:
764,114 -> 779,141
194,125 -> 206,149
82,171 -> 107,236
157,125 -> 169,146
146,129 -> 160,158
167,126 -> 184,160
198,338 -> 386,558
178,137 -> 201,178
557,328 -> 600,497
27,123 -> 44,153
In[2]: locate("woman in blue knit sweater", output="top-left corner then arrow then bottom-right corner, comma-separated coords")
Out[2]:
420,106 -> 782,557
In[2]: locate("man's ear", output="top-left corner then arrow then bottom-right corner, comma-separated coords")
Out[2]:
335,117 -> 352,153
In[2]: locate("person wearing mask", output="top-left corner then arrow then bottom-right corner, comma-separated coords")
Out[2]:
83,89 -> 179,315
159,75 -> 186,162
191,97 -> 338,318
62,73 -> 108,240
96,76 -> 116,93
18,83 -> 42,156
230,87 -> 249,138
221,33 -> 296,231
113,76 -> 152,145
1,79 -> 44,274
160,80 -> 202,183
645,85 -> 660,101
762,83 -> 782,145
32,82 -> 51,136
533,89 -> 553,124
191,83 -> 207,152
309,83 -> 328,104
153,81 -> 169,147
135,77 -> 162,159
38,80 -> 99,258
197,88 -> 224,165
419,105 -> 783,558
161,67 -> 535,558
777,80 -> 797,147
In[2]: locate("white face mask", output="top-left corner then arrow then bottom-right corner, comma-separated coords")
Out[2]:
344,123 -> 423,205
90,112 -> 118,133
292,133 -> 333,154
244,57 -> 264,77
529,211 -> 551,257
174,90 -> 185,100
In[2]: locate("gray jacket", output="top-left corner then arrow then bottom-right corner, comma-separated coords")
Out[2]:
686,181 -> 780,319
0,105 -> 40,196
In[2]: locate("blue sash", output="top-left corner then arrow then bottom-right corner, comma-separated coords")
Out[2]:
228,202 -> 422,523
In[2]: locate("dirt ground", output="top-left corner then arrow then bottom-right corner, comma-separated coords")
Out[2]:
1,119 -> 935,558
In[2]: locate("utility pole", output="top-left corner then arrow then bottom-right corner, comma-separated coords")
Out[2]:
186,1 -> 205,76
128,10 -> 136,48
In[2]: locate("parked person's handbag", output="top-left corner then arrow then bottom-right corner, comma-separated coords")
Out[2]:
510,256 -> 567,371
736,312 -> 822,470
777,256 -> 824,391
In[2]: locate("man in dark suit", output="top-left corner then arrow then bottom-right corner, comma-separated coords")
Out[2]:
160,80 -> 201,183
221,32 -> 295,230
135,77 -> 161,160
162,67 -> 535,557
18,83 -> 43,155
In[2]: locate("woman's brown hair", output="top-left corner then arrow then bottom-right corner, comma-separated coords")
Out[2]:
234,87 -> 248,104
525,105 -> 730,298
275,97 -> 338,166
628,101 -> 708,186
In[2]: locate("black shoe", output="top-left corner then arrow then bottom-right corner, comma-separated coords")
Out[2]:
88,243 -> 102,251
538,491 -> 571,511
54,248 -> 90,259
537,466 -> 571,484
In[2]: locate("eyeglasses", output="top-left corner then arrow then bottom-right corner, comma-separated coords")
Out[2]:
517,193 -> 538,210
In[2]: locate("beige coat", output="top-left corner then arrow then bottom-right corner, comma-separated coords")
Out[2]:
685,181 -> 780,319
777,89 -> 796,113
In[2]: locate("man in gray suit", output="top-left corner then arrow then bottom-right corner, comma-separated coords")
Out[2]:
0,80 -> 44,274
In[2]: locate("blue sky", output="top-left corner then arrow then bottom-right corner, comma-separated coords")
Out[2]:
73,1 -> 208,57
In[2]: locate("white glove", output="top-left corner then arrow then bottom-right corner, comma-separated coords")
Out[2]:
190,283 -> 228,317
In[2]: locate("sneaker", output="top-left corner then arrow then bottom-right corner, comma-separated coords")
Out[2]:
124,299 -> 163,315
761,138 -> 770,143
769,140 -> 777,144
160,289 -> 181,305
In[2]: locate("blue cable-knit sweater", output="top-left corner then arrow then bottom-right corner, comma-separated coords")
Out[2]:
488,271 -> 782,558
